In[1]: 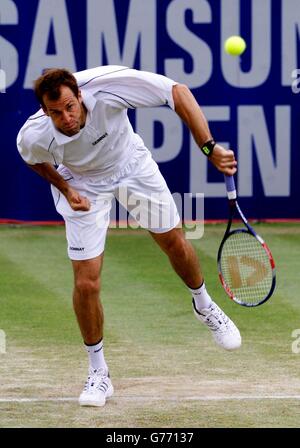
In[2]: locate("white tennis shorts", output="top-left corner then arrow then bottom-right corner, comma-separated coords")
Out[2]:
51,152 -> 180,260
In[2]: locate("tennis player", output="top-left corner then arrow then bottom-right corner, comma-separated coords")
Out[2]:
17,66 -> 241,407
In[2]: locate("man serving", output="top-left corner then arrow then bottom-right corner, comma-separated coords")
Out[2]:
17,66 -> 241,407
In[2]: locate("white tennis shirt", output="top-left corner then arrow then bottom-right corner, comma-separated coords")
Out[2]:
17,66 -> 177,179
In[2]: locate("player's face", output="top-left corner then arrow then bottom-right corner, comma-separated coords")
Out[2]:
43,85 -> 86,137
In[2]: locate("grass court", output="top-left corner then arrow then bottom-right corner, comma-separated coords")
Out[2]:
0,223 -> 299,428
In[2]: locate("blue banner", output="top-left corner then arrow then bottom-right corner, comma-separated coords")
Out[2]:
1,0 -> 299,221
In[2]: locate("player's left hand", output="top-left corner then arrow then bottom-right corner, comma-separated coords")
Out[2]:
208,144 -> 237,176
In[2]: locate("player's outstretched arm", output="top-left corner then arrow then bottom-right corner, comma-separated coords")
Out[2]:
27,162 -> 90,211
172,83 -> 237,176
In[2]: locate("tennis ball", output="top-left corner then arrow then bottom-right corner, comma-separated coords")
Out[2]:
224,36 -> 246,56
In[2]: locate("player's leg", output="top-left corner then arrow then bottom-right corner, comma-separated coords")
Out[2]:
50,168 -> 114,405
149,227 -> 203,289
72,255 -> 113,407
119,154 -> 241,351
72,255 -> 104,345
150,227 -> 241,350
150,228 -> 214,309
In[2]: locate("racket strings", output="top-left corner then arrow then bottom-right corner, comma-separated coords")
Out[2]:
220,232 -> 273,305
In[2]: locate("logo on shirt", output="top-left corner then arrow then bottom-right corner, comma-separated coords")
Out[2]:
69,247 -> 85,251
92,132 -> 108,146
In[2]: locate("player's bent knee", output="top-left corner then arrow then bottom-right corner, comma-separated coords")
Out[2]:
162,235 -> 190,260
75,278 -> 100,297
172,239 -> 191,260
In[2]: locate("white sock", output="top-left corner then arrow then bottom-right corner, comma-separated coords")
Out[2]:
189,282 -> 212,311
84,339 -> 108,372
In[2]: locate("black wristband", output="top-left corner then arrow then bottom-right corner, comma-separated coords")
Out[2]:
200,139 -> 216,157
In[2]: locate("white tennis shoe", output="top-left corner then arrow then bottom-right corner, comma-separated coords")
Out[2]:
79,367 -> 114,407
193,300 -> 242,350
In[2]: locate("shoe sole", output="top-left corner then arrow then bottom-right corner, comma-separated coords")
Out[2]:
214,336 -> 242,351
79,385 -> 114,407
193,309 -> 242,351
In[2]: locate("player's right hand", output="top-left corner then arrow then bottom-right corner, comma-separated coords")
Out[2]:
208,144 -> 237,176
65,187 -> 91,211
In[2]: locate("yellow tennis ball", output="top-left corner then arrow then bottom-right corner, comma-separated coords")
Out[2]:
224,36 -> 246,56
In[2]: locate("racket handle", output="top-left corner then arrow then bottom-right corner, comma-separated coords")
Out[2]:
224,175 -> 237,200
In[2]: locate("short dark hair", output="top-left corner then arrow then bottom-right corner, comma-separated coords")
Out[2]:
34,68 -> 79,109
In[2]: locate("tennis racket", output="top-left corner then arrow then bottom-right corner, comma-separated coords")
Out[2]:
217,174 -> 276,307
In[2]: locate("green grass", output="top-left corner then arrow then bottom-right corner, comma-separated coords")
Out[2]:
0,224 -> 300,427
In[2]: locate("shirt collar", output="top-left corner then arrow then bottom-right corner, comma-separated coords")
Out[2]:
51,90 -> 97,146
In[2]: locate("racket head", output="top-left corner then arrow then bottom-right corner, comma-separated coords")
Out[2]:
218,228 -> 276,307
